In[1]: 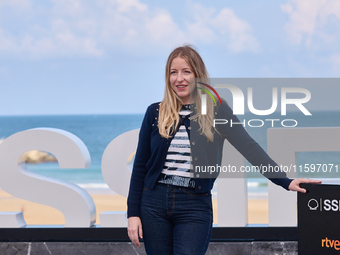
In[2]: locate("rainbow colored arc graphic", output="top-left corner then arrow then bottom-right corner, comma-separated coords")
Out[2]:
197,82 -> 223,106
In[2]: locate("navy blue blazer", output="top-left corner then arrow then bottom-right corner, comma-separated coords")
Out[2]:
127,101 -> 293,218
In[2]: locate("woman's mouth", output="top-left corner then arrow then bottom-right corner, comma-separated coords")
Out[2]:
176,85 -> 187,89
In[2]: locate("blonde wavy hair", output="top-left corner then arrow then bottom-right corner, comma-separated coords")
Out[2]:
158,45 -> 215,142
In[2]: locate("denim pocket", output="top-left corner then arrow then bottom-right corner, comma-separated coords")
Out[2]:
182,188 -> 209,197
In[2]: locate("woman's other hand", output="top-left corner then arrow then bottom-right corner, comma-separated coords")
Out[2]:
288,178 -> 322,193
128,216 -> 143,248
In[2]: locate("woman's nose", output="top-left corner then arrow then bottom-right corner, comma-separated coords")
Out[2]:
177,72 -> 184,82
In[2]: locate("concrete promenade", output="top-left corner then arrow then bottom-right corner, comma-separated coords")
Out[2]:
0,241 -> 298,254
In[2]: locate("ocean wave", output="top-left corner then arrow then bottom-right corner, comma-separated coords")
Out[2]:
247,182 -> 260,187
76,183 -> 110,190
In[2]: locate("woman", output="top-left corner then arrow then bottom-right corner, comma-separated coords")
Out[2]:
127,45 -> 320,255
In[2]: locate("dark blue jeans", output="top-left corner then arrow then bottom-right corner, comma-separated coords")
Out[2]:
140,183 -> 213,255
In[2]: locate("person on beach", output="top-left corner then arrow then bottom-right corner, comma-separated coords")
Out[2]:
127,45 -> 321,255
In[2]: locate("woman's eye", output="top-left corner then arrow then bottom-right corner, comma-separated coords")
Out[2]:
185,70 -> 191,74
170,71 -> 176,75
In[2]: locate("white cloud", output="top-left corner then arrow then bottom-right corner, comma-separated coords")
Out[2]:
0,0 -> 259,59
0,28 -> 15,51
114,0 -> 147,13
211,8 -> 258,52
282,0 -> 340,46
330,54 -> 340,65
185,3 -> 259,52
0,0 -> 31,9
146,10 -> 186,45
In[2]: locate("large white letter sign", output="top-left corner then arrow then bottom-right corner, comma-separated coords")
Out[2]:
100,129 -> 139,227
0,128 -> 96,227
217,140 -> 248,227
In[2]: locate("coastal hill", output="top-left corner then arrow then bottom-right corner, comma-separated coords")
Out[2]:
0,138 -> 57,164
19,150 -> 57,164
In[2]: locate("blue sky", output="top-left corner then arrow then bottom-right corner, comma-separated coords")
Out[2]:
0,0 -> 339,115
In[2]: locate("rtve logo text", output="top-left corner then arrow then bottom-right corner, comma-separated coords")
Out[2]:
322,237 -> 340,251
199,83 -> 311,128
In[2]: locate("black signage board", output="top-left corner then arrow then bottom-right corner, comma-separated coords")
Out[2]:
299,183 -> 340,254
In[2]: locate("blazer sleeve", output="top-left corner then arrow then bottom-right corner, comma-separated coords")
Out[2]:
216,101 -> 293,190
127,104 -> 154,217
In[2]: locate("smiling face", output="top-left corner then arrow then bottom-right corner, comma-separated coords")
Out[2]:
169,57 -> 195,105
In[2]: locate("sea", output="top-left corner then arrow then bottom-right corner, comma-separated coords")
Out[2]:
0,111 -> 340,198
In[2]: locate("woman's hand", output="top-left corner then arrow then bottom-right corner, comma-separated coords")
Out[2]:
127,216 -> 143,248
288,178 -> 322,193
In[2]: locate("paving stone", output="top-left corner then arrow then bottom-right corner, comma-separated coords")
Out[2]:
0,242 -> 28,255
207,242 -> 252,255
29,242 -> 147,255
0,241 -> 298,254
251,241 -> 298,255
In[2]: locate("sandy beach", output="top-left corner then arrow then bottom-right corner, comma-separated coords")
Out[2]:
0,190 -> 268,225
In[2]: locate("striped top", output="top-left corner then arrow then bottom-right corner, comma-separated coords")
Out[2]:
157,105 -> 195,188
